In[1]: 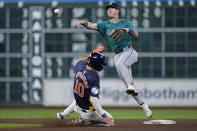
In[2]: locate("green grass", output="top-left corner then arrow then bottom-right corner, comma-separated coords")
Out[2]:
108,109 -> 197,120
0,108 -> 197,120
0,108 -> 196,128
0,123 -> 43,128
0,108 -> 58,119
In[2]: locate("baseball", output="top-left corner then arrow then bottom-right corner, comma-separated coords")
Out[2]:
54,8 -> 59,14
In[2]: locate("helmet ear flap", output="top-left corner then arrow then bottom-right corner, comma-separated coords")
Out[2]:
87,58 -> 91,66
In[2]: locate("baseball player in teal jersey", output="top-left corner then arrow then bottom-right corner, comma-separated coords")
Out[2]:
77,2 -> 152,118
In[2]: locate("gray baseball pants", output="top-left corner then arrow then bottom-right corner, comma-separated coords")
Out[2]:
114,47 -> 138,88
114,47 -> 144,105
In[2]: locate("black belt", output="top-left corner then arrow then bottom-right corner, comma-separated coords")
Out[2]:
76,103 -> 95,113
81,109 -> 87,113
115,46 -> 131,54
81,108 -> 95,113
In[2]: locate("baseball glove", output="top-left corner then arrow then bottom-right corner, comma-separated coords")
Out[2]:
110,29 -> 127,43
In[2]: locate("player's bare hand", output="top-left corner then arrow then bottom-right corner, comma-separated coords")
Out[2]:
103,116 -> 115,126
77,21 -> 85,28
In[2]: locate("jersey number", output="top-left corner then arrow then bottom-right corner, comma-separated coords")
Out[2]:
74,80 -> 84,97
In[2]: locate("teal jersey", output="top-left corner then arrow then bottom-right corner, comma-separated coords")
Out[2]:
97,19 -> 135,52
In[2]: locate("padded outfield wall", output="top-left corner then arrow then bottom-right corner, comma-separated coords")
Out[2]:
43,79 -> 197,107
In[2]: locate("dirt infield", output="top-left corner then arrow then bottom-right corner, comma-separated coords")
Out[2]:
0,119 -> 197,131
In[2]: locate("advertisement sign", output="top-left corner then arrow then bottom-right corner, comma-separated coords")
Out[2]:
43,79 -> 197,107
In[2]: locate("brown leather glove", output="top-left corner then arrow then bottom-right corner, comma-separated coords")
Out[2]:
110,29 -> 127,43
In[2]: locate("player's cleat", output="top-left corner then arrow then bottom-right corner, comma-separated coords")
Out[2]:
57,112 -> 64,119
141,103 -> 152,118
67,118 -> 86,126
87,120 -> 110,127
67,119 -> 110,127
126,85 -> 139,96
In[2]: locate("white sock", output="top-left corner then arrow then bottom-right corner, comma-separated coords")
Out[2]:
62,101 -> 76,117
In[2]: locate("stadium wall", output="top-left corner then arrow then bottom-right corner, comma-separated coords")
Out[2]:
43,79 -> 197,107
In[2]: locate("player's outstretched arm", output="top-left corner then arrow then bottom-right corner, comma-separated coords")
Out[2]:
90,96 -> 115,126
77,21 -> 98,30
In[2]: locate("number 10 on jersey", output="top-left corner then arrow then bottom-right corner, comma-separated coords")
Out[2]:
74,79 -> 85,97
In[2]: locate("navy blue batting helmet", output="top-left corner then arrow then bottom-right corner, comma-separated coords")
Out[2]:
105,2 -> 119,10
87,52 -> 106,71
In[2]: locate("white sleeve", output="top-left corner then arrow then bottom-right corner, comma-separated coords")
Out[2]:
90,96 -> 106,118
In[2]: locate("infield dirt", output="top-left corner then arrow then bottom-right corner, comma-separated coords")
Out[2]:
0,119 -> 197,131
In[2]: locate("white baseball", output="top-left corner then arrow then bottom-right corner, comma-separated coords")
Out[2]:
54,8 -> 59,14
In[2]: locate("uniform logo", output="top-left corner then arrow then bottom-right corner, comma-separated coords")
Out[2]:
91,87 -> 99,95
106,29 -> 112,36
